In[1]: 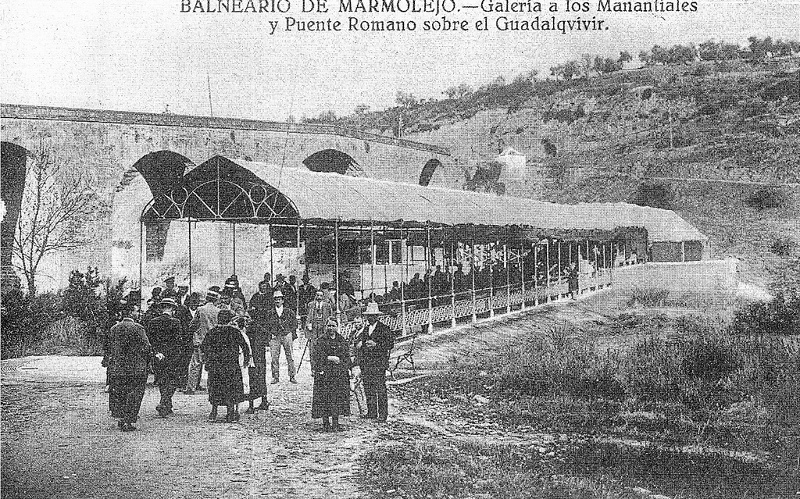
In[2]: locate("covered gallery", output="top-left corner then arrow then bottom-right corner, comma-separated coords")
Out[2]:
140,156 -> 707,336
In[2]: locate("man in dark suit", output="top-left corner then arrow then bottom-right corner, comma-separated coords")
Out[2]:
146,298 -> 185,417
355,302 -> 394,422
306,289 -> 333,371
297,274 -> 316,328
247,281 -> 273,409
282,274 -> 299,312
267,290 -> 298,384
107,303 -> 151,431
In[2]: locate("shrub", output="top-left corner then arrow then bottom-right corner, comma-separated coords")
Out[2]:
627,287 -> 670,307
745,186 -> 790,209
1,289 -> 63,358
63,267 -> 108,346
732,291 -> 800,336
771,237 -> 796,256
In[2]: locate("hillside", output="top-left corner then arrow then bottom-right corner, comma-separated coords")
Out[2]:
339,59 -> 800,292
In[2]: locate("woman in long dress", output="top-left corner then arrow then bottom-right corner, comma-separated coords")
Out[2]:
201,310 -> 250,423
311,319 -> 351,431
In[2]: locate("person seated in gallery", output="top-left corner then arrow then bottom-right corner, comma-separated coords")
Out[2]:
387,281 -> 401,303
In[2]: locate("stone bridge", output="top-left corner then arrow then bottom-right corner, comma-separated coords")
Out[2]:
1,104 -> 458,291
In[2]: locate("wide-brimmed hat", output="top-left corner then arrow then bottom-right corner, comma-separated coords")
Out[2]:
160,297 -> 178,308
164,276 -> 175,284
363,302 -> 383,315
325,318 -> 339,328
273,290 -> 284,298
205,289 -> 220,301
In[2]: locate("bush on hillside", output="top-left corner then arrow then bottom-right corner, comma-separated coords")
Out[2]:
630,182 -> 676,210
745,186 -> 790,209
771,237 -> 796,256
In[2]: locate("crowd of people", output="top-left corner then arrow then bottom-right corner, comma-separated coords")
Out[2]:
103,273 -> 394,432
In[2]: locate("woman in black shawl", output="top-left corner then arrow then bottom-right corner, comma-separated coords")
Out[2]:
311,319 -> 351,431
201,309 -> 250,423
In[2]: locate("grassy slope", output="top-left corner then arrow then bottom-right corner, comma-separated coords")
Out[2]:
341,60 -> 800,292
358,305 -> 799,499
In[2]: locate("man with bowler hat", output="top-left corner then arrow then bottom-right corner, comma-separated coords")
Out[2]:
107,302 -> 151,431
147,297 -> 185,417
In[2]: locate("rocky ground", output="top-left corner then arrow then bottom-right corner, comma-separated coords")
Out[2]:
4,291 -> 792,499
1,345 -> 381,499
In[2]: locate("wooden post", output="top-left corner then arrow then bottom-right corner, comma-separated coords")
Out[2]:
426,223 -> 433,331
232,222 -> 236,276
585,239 -> 590,294
370,220 -> 375,298
470,226 -> 477,323
533,242 -> 538,306
681,241 -> 686,263
450,228 -> 457,328
520,245 -> 526,310
334,220 -> 340,331
488,241 -> 494,318
504,239 -> 511,314
188,218 -> 193,295
268,223 -> 274,286
557,239 -> 562,300
602,243 -> 607,288
545,239 -> 551,303
138,220 -> 144,310
400,222 -> 407,336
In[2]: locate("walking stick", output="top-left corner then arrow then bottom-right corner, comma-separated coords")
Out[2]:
297,338 -> 310,372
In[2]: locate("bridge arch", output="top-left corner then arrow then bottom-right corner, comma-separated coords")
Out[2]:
111,151 -> 196,278
419,158 -> 442,186
302,149 -> 363,175
1,142 -> 28,288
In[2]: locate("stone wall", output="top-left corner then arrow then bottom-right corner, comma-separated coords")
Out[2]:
611,259 -> 738,305
0,104 -> 456,292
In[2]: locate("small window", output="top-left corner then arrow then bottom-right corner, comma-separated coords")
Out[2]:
375,241 -> 388,265
390,240 -> 402,264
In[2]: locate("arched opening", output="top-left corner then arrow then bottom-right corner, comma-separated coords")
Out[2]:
1,142 -> 28,288
302,149 -> 361,175
129,151 -> 194,264
419,159 -> 442,186
137,156 -> 302,293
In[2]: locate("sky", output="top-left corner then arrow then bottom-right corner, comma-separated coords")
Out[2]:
2,0 -> 798,121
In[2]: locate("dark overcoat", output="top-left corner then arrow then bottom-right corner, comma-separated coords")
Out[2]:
147,313 -> 185,386
202,324 -> 250,406
107,319 -> 152,377
355,321 -> 394,375
311,333 -> 351,418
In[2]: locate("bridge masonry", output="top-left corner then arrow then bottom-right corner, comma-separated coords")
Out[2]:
1,104 -> 459,291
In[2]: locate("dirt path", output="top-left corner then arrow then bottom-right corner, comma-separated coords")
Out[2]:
2,290 -> 659,499
1,345 -> 385,499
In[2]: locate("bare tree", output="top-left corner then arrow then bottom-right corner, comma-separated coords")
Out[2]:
13,144 -> 98,295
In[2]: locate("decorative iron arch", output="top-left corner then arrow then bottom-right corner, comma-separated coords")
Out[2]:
141,156 -> 299,222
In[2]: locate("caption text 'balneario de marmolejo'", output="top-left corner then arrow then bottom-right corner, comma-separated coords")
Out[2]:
180,0 -> 700,34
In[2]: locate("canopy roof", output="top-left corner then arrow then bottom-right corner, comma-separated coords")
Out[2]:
145,156 -> 707,243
